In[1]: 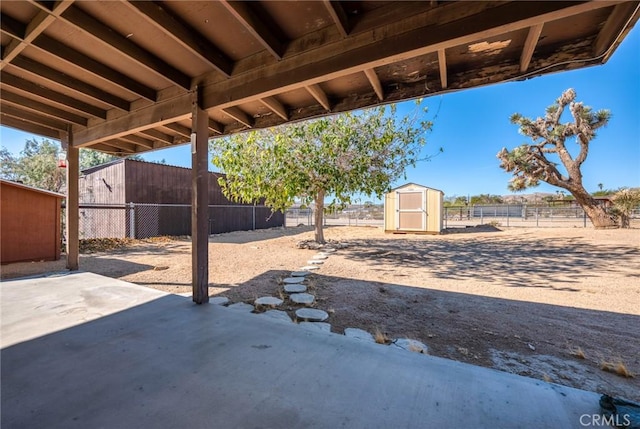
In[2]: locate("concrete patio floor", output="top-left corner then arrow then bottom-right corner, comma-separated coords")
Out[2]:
2,272 -> 604,428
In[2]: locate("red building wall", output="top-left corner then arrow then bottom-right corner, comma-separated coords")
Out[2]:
1,181 -> 63,264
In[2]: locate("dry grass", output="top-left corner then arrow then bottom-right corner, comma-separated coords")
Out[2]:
374,328 -> 390,345
600,359 -> 635,378
408,343 -> 425,353
569,346 -> 586,359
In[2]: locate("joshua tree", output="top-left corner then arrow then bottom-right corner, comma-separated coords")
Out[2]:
498,88 -> 616,228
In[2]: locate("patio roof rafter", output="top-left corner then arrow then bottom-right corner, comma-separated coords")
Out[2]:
0,0 -> 74,70
58,5 -> 192,90
219,0 -> 287,60
123,0 -> 233,78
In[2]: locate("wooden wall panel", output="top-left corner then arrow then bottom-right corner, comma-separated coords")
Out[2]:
1,182 -> 62,263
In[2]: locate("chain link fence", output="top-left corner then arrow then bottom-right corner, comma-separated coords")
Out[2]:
285,204 -> 640,229
70,203 -> 283,239
285,205 -> 385,227
443,205 -> 640,228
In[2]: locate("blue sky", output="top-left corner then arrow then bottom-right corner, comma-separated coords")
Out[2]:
2,27 -> 638,201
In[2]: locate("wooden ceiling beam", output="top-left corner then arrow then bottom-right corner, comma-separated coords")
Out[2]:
259,96 -> 288,121
0,102 -> 68,131
222,106 -> 253,128
10,57 -> 131,111
0,13 -> 25,40
118,134 -> 155,149
219,1 -> 285,59
0,0 -> 74,70
1,89 -> 87,126
60,6 -> 191,90
33,34 -> 156,101
437,49 -> 448,89
202,1 -> 624,112
594,2 -> 639,59
84,142 -> 123,154
363,68 -> 383,101
137,128 -> 175,145
0,114 -> 61,140
208,119 -> 224,135
305,84 -> 331,111
102,139 -> 137,153
323,0 -> 350,38
1,72 -> 107,119
72,91 -> 192,147
520,24 -> 544,72
124,1 -> 233,78
161,122 -> 192,138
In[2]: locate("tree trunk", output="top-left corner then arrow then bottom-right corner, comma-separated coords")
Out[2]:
620,214 -> 630,228
314,190 -> 325,243
570,188 -> 617,228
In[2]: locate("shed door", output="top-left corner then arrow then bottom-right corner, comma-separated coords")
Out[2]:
396,190 -> 426,230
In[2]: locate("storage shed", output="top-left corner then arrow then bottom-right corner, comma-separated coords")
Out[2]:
1,180 -> 64,264
79,159 -> 283,238
384,183 -> 444,234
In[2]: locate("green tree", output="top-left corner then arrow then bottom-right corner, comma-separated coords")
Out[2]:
1,139 -> 64,192
212,103 -> 435,243
469,194 -> 504,205
610,188 -> 640,228
80,149 -> 134,170
443,195 -> 469,207
1,138 -> 141,192
497,88 -> 616,228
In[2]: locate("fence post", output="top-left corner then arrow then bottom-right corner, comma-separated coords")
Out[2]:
252,204 -> 256,230
480,207 -> 483,225
444,207 -> 447,229
536,207 -> 539,227
129,202 -> 135,238
506,204 -> 509,227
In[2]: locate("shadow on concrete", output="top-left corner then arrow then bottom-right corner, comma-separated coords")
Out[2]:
339,234 -> 639,289
0,274 -> 618,428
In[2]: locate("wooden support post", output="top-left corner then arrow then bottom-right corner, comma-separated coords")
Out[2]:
191,87 -> 209,304
62,129 -> 79,270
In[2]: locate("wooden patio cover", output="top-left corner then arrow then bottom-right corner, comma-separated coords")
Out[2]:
1,1 -> 638,303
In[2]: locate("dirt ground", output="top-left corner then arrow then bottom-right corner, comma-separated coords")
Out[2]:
3,226 -> 639,402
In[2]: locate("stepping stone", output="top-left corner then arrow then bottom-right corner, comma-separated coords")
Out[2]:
210,296 -> 229,306
392,338 -> 429,354
312,254 -> 328,260
300,266 -> 319,271
290,293 -> 315,305
258,310 -> 292,323
307,260 -> 324,265
295,308 -> 329,322
283,277 -> 305,284
291,271 -> 311,277
284,284 -> 307,294
299,322 -> 332,333
255,296 -> 283,307
228,302 -> 254,312
344,328 -> 375,342
323,248 -> 336,253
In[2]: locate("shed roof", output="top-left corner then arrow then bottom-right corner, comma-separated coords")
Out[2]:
0,179 -> 65,198
1,1 -> 638,154
390,183 -> 444,194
